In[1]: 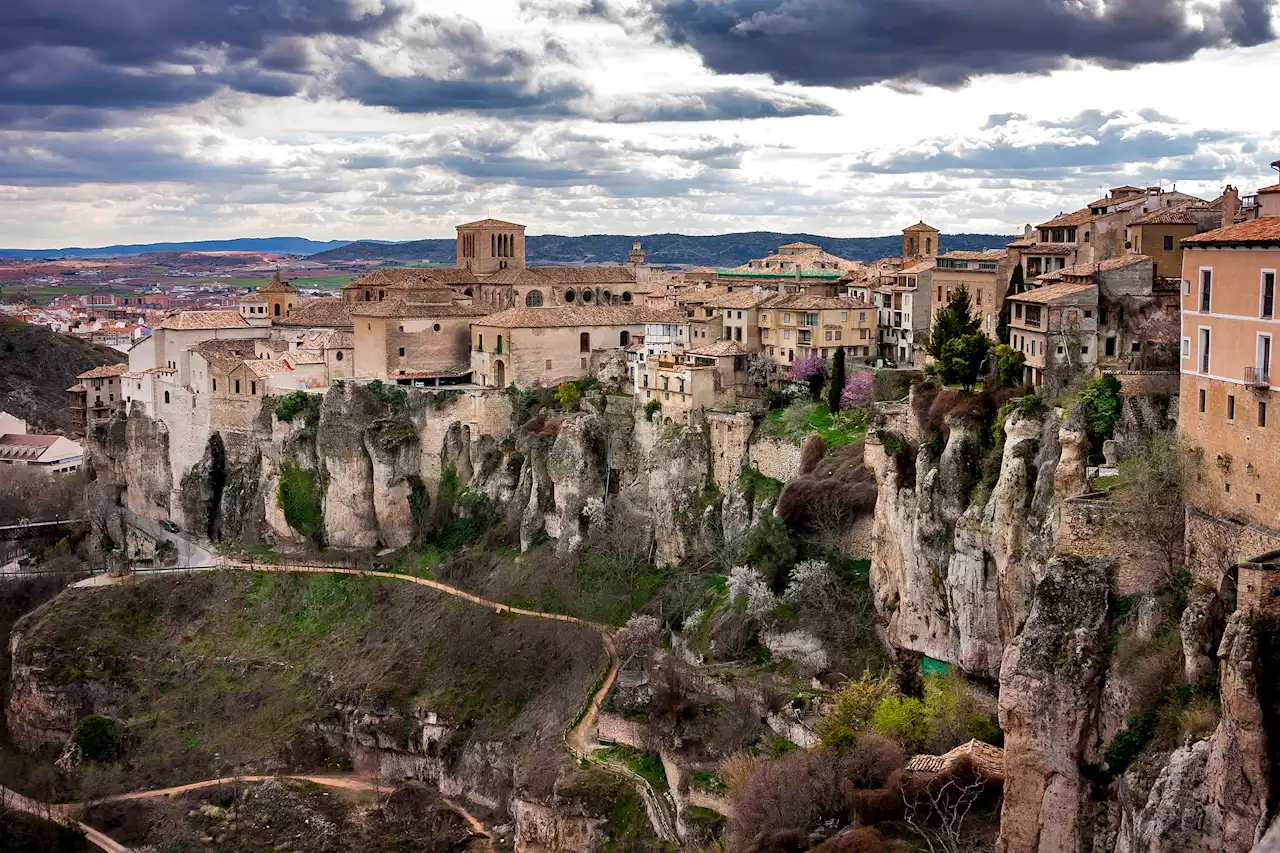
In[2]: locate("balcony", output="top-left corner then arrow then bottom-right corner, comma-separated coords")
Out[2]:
1245,367 -> 1271,389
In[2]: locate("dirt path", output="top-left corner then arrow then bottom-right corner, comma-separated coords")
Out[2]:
1,783 -> 129,853
58,558 -> 625,848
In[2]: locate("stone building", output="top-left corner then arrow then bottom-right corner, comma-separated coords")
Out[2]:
482,266 -> 643,310
902,221 -> 939,261
68,363 -> 130,432
258,270 -> 300,319
340,268 -> 481,305
456,218 -> 526,274
0,431 -> 83,474
1006,282 -> 1099,388
876,260 -> 934,367
931,250 -> 1010,340
760,295 -> 876,366
1179,211 -> 1280,527
634,339 -> 750,424
470,305 -> 684,389
351,293 -> 490,385
735,241 -> 865,276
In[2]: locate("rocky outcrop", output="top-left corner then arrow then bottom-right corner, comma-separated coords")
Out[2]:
998,556 -> 1111,853
868,396 -> 1070,678
1114,612 -> 1271,853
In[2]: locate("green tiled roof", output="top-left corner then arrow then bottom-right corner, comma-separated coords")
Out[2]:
714,269 -> 844,279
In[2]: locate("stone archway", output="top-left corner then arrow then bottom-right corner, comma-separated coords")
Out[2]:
495,360 -> 506,388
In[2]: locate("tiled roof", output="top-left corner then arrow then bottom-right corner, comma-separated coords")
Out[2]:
1022,244 -> 1077,256
273,298 -> 354,329
242,358 -> 292,378
258,275 -> 299,294
1086,191 -> 1144,209
285,350 -> 325,365
779,242 -> 822,250
77,364 -> 129,379
0,434 -> 76,462
1038,255 -> 1152,282
692,290 -> 777,310
1037,208 -> 1097,228
687,340 -> 749,358
238,293 -> 267,303
899,259 -> 937,274
158,310 -> 249,331
903,220 -> 939,232
907,740 -> 1004,781
1009,282 -> 1096,304
66,383 -> 87,393
342,268 -> 479,290
1255,184 -> 1280,195
938,250 -> 1007,261
1182,217 -> 1280,246
457,218 -> 524,229
475,306 -> 685,329
765,294 -> 874,310
350,297 -> 490,319
192,339 -> 258,373
484,266 -> 638,286
1129,206 -> 1200,226
294,329 -> 353,350
1006,236 -> 1037,248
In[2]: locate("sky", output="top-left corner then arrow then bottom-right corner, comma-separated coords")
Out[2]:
2,0 -> 1280,248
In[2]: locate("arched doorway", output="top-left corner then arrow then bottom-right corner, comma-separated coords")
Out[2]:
494,360 -> 506,387
620,330 -> 630,347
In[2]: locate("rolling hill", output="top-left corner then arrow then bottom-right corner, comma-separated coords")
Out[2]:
307,232 -> 1013,266
0,237 -> 357,260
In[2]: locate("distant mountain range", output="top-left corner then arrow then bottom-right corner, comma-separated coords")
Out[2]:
0,232 -> 1015,266
309,232 -> 1014,267
0,237 -> 357,260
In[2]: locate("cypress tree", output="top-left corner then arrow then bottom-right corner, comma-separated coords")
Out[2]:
997,264 -> 1025,346
828,346 -> 846,413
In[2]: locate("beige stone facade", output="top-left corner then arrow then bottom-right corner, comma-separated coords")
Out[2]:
635,340 -> 750,424
351,295 -> 488,383
456,218 -> 526,274
1007,283 -> 1099,387
759,295 -> 875,366
931,250 -> 1010,340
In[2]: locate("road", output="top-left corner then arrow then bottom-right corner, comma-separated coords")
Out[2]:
122,513 -> 217,569
0,783 -> 129,853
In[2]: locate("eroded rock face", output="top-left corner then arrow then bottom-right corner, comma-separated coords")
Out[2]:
513,800 -> 603,853
868,398 -> 1065,678
1115,612 -> 1271,853
998,556 -> 1111,853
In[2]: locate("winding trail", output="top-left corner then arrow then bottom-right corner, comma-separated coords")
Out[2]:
49,557 -> 627,851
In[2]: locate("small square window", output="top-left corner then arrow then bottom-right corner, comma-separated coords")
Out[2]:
1081,346 -> 1089,355
1084,310 -> 1093,319
1163,235 -> 1174,251
1226,483 -> 1231,493
398,347 -> 405,357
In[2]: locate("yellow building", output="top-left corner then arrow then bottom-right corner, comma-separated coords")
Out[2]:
931,250 -> 1010,340
759,295 -> 876,366
258,271 -> 299,319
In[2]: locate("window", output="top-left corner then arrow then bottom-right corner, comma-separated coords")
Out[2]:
825,331 -> 833,342
1228,394 -> 1236,421
250,381 -> 257,395
235,380 -> 241,394
580,332 -> 590,353
336,351 -> 343,361
496,335 -> 504,354
784,313 -> 791,323
1199,389 -> 1206,413
1260,401 -> 1268,428
545,359 -> 552,370
1030,340 -> 1036,356
1084,310 -> 1093,319
1199,328 -> 1211,373
1262,271 -> 1276,319
1181,337 -> 1190,359
784,330 -> 791,340
1081,345 -> 1089,355
1015,304 -> 1023,319
859,312 -> 867,323
1105,337 -> 1116,357
1163,235 -> 1174,251
841,312 -> 848,322
1199,269 -> 1212,313
478,334 -> 483,351
212,378 -> 217,391
164,391 -> 170,404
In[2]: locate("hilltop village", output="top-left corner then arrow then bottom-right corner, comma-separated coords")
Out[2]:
6,177 -> 1280,853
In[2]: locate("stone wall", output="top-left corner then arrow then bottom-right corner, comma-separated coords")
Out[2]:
1238,564 -> 1280,616
705,411 -> 753,491
1186,507 -> 1280,593
748,436 -> 803,484
1106,370 -> 1180,397
597,712 -> 650,750
1057,497 -> 1168,596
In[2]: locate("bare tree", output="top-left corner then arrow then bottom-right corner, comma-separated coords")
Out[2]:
900,761 -> 994,853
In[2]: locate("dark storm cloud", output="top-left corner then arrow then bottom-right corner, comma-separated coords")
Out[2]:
641,0 -> 1278,88
848,110 -> 1239,175
332,62 -> 588,117
0,132 -> 267,186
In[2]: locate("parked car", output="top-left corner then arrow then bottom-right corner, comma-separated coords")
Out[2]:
161,520 -> 180,534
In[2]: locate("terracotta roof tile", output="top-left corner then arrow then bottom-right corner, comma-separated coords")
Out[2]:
475,306 -> 684,329
689,290 -> 777,309
257,273 -> 299,294
242,358 -> 292,377
1010,282 -> 1097,304
273,298 -> 354,328
903,220 -> 940,232
1256,184 -> 1280,195
158,310 -> 249,331
779,242 -> 822,250
907,740 -> 1004,782
686,339 -> 749,358
764,295 -> 874,310
76,364 -> 129,379
350,297 -> 490,319
938,250 -> 1007,261
1182,216 -> 1280,246
1038,255 -> 1152,282
342,268 -> 479,290
457,218 -> 524,229
192,339 -> 258,373
1129,206 -> 1201,226
1022,244 -> 1077,256
1086,191 -> 1144,209
1037,208 -> 1097,228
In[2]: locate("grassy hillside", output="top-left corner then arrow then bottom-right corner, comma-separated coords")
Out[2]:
0,316 -> 127,434
15,572 -> 604,795
309,232 -> 1013,266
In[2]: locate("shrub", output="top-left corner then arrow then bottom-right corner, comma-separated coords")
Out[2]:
1105,710 -> 1158,773
616,614 -> 662,657
934,333 -> 991,390
556,381 -> 581,412
871,695 -> 934,752
643,399 -> 662,422
789,353 -> 827,399
274,390 -> 312,424
994,344 -> 1027,388
743,513 -> 798,590
1079,374 -> 1123,440
276,462 -> 324,545
842,372 -> 875,409
75,715 -> 123,763
728,565 -> 778,621
818,671 -> 894,745
923,673 -> 1002,752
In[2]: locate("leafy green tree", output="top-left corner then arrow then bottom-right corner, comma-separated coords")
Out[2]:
818,671 -> 894,746
74,715 -> 123,763
936,333 -> 991,391
994,344 -> 1027,388
871,695 -> 935,752
827,346 -> 846,413
555,380 -> 581,412
1079,374 -> 1124,440
996,263 -> 1025,345
927,284 -> 982,361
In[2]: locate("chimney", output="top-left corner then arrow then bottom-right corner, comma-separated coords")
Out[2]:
1222,185 -> 1239,230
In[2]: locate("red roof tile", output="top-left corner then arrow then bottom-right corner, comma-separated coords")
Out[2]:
1182,217 -> 1280,246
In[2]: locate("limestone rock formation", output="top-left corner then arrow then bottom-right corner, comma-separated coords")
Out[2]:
998,555 -> 1111,853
